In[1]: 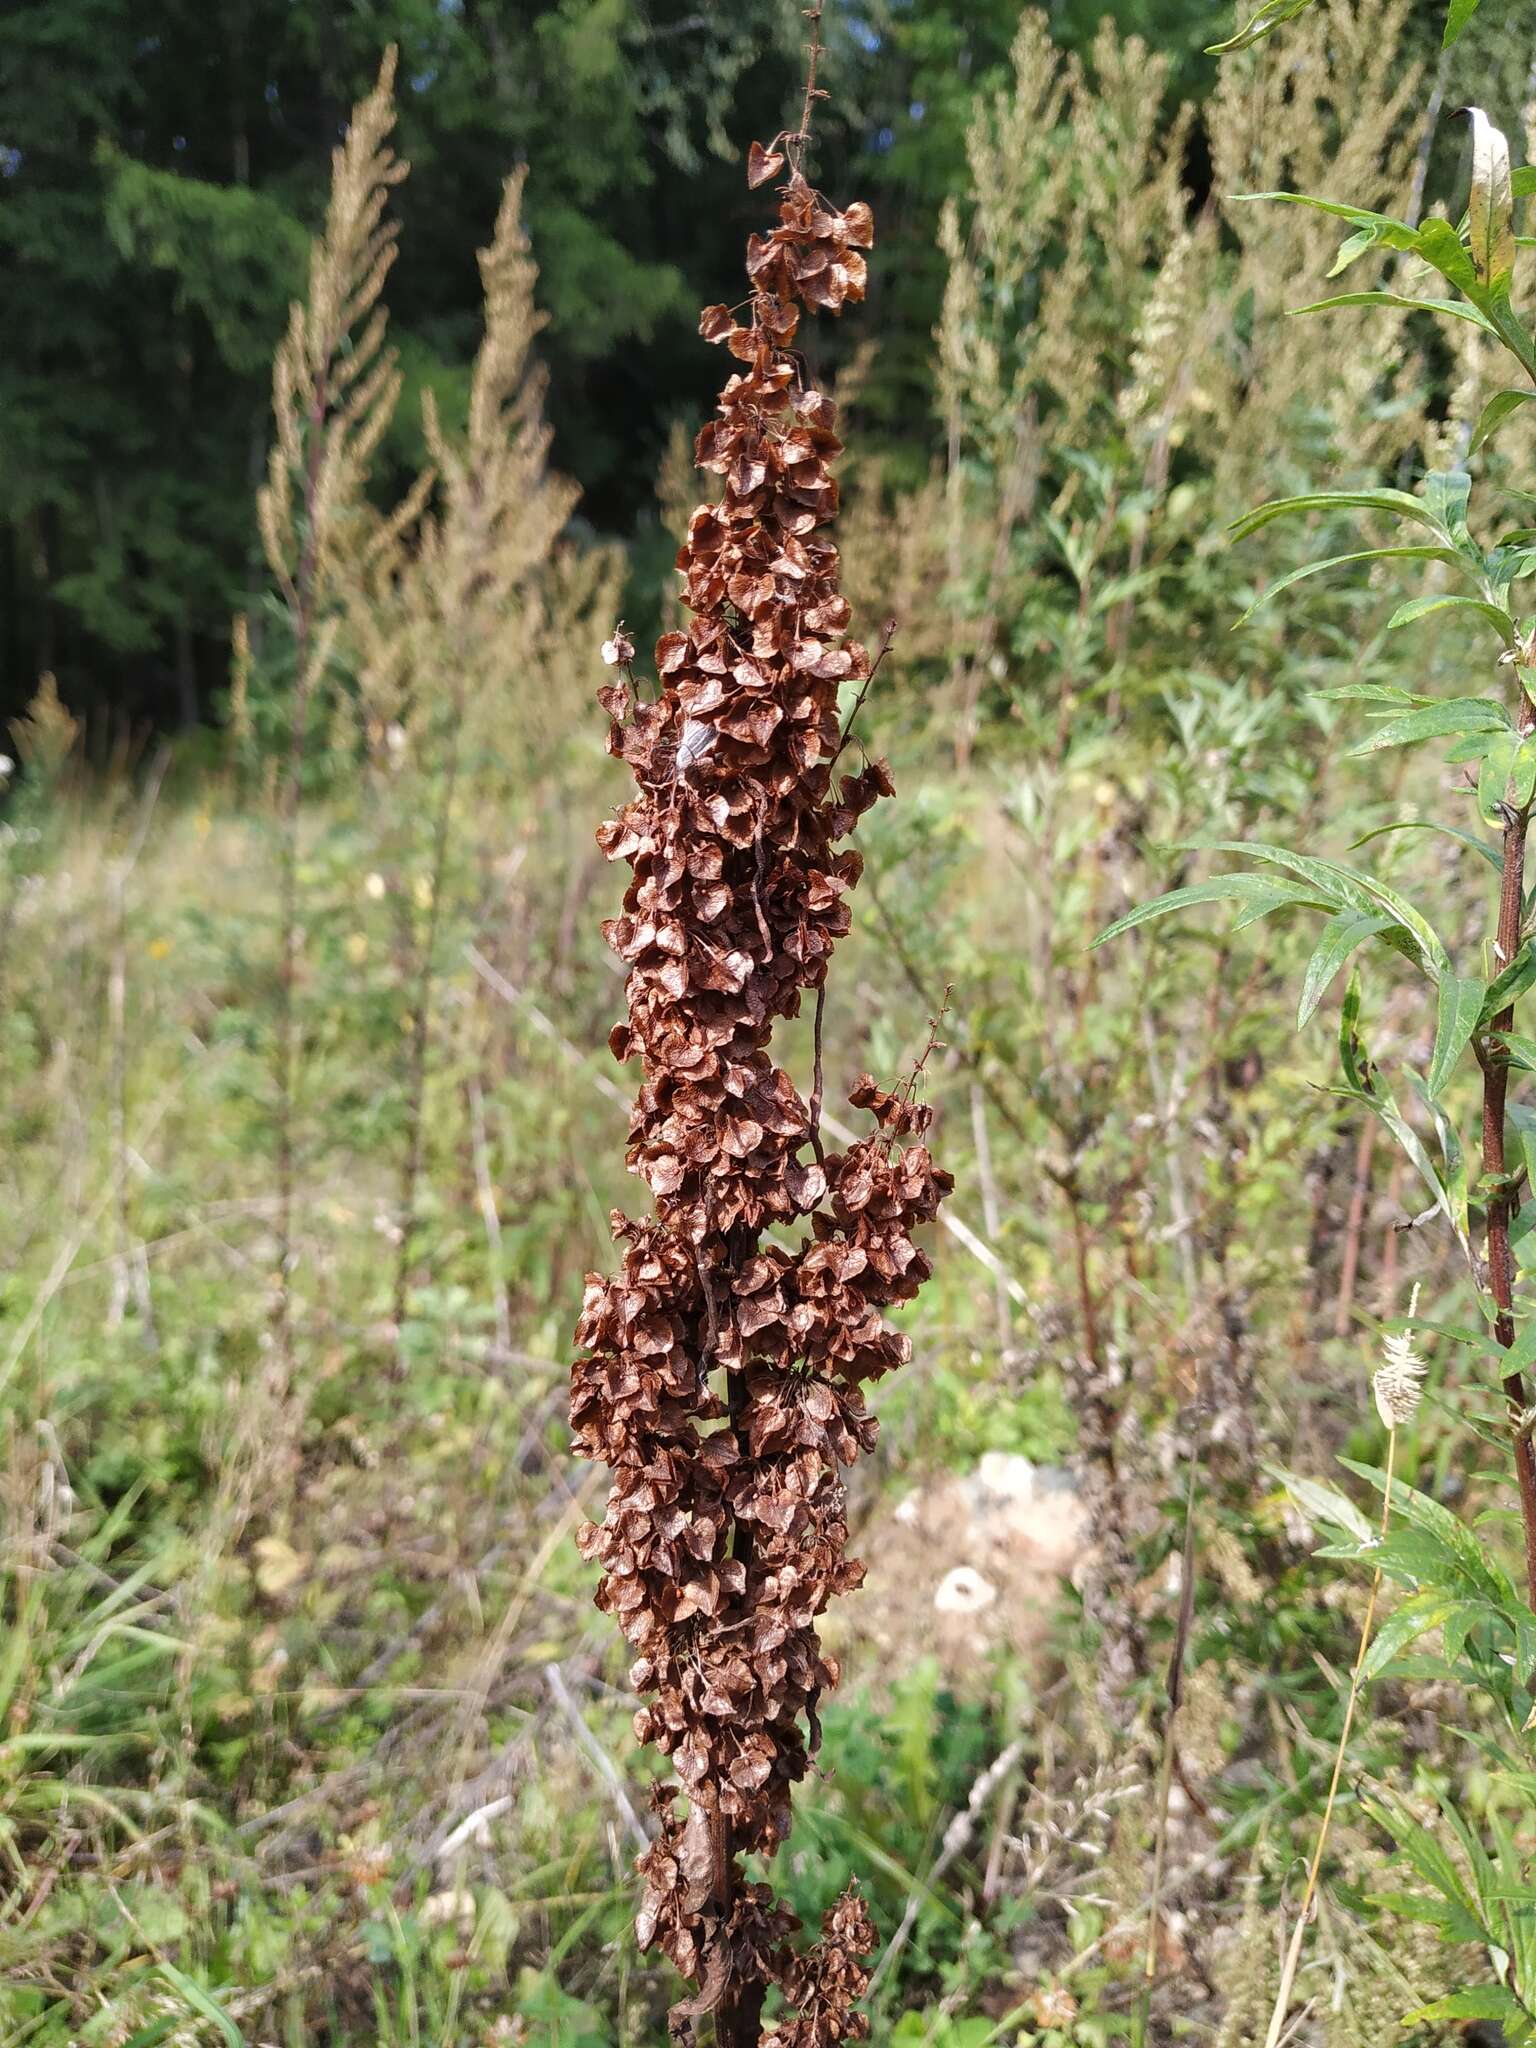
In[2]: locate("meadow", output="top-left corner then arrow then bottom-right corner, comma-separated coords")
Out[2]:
7,0 -> 1536,2042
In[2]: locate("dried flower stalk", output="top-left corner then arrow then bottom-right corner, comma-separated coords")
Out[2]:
571,142 -> 951,2046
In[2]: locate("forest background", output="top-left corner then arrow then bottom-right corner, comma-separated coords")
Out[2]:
10,0 -> 1536,2045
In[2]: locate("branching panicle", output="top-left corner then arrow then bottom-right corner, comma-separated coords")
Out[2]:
572,147 -> 950,2045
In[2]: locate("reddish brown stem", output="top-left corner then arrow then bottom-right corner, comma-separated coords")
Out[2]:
1485,684 -> 1536,1609
1333,1119 -> 1376,1340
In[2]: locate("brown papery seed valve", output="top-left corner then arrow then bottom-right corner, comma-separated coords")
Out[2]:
570,140 -> 951,2047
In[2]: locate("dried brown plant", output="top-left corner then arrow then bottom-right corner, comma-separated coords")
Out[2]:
571,134 -> 951,2047
257,48 -> 407,1358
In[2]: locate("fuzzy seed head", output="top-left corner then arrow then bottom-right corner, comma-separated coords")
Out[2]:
1373,1286 -> 1425,1430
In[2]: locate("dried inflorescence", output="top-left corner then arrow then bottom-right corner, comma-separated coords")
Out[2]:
571,146 -> 951,2043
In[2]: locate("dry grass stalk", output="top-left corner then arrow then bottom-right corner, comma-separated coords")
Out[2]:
257,48 -> 407,1365
1262,1290 -> 1423,2046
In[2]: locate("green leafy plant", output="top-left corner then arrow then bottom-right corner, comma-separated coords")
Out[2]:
1210,0 -> 1488,53
1099,96 -> 1536,2034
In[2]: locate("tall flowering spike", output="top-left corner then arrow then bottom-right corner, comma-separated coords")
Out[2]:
571,148 -> 951,2045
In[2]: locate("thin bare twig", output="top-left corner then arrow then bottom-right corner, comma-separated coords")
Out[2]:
869,1740 -> 1024,1994
544,1663 -> 650,1855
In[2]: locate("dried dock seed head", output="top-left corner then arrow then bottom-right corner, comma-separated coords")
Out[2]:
571,141 -> 950,2044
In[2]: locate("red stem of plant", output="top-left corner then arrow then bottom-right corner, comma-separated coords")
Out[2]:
1486,681 -> 1536,1609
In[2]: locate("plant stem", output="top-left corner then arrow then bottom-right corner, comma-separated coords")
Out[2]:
1484,679 -> 1536,1609
1262,1427 -> 1397,2048
392,698 -> 465,1338
273,374 -> 328,1370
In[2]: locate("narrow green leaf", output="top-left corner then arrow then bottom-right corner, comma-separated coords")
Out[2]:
1386,593 -> 1515,641
1358,1593 -> 1466,1683
1292,290 -> 1500,337
1341,1458 -> 1518,1603
1480,731 -> 1521,824
1090,875 -> 1331,949
1413,1074 -> 1473,1250
1407,1990 -> 1526,2025
1442,0 -> 1483,44
1229,193 -> 1418,249
1423,469 -> 1473,542
1205,845 -> 1449,974
1472,389 -> 1536,451
1491,1031 -> 1536,1073
1205,0 -> 1319,52
1297,911 -> 1395,1027
1350,817 -> 1503,873
1429,973 -> 1488,1096
1347,698 -> 1508,754
1230,889 -> 1309,930
1414,216 -> 1479,295
1274,1465 -> 1375,1546
1315,682 -> 1419,703
154,1967 -> 244,2048
1237,545 -> 1465,625
1230,487 -> 1446,544
121,2022 -> 185,2048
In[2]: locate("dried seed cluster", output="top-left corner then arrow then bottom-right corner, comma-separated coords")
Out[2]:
571,152 -> 951,2043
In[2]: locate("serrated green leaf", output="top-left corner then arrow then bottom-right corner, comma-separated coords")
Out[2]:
1429,972 -> 1488,1095
1297,911 -> 1396,1027
1348,698 -> 1509,754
